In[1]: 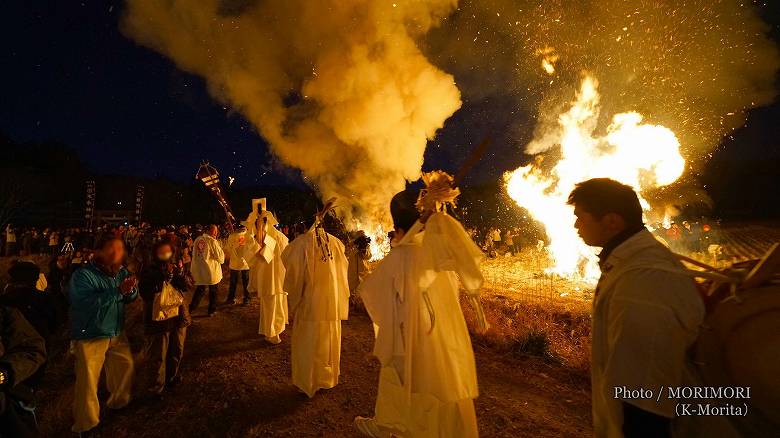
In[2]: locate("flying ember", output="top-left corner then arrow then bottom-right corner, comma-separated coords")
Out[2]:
505,75 -> 686,282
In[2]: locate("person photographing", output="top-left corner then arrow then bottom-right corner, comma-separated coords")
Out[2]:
68,236 -> 138,435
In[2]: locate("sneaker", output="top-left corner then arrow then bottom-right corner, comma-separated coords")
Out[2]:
225,299 -> 236,305
241,299 -> 251,306
267,335 -> 282,345
354,417 -> 382,437
208,311 -> 218,317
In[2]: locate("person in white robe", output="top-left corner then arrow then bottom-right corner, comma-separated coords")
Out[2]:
281,210 -> 350,397
356,188 -> 487,438
241,198 -> 289,344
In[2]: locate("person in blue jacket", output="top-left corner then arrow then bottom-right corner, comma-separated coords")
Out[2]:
68,236 -> 138,436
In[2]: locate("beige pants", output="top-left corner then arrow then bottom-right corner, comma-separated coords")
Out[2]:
72,334 -> 134,433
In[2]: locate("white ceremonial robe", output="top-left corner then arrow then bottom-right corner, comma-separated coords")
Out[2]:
282,229 -> 350,397
347,246 -> 371,293
591,229 -> 709,438
190,234 -> 225,286
243,214 -> 289,337
359,213 -> 484,438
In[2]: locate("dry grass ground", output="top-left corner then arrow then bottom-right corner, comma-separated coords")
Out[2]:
26,270 -> 592,437
7,222 -> 780,436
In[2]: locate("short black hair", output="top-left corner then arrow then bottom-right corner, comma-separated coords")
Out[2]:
8,260 -> 40,284
567,178 -> 643,227
390,190 -> 420,232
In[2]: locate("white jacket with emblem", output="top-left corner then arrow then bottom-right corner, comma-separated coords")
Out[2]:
190,233 -> 225,286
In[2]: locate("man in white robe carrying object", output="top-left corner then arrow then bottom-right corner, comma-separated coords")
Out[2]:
356,171 -> 489,438
189,224 -> 225,317
568,178 -> 705,438
281,199 -> 350,397
242,198 -> 289,344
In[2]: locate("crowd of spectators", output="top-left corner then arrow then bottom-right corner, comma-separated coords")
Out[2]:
0,213 -> 728,435
0,218 -> 373,436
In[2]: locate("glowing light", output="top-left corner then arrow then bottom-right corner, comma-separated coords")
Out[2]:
536,47 -> 559,75
351,220 -> 391,261
505,75 -> 685,282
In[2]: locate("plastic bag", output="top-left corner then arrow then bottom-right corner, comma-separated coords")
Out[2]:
152,281 -> 184,321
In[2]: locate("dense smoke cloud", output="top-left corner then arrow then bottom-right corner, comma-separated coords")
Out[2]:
426,0 -> 780,179
122,0 -> 461,226
123,0 -> 779,226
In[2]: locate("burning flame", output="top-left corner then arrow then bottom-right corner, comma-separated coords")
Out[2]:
366,225 -> 391,261
505,75 -> 685,282
351,220 -> 391,261
536,47 -> 559,75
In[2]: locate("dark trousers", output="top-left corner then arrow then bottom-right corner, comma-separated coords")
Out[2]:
227,270 -> 250,303
190,284 -> 218,314
145,327 -> 187,394
0,391 -> 37,438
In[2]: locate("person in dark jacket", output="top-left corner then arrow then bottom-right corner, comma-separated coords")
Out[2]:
0,261 -> 65,388
138,241 -> 192,396
47,254 -> 71,308
0,306 -> 47,438
68,236 -> 138,435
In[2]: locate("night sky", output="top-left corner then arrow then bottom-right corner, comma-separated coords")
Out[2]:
2,1 -> 779,197
2,1 -> 282,186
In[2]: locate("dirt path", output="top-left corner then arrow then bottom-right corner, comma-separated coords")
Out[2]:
36,282 -> 591,437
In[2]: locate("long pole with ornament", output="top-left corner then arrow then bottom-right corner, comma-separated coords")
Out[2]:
195,161 -> 237,229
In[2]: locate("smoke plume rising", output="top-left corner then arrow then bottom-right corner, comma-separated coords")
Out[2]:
122,0 -> 461,227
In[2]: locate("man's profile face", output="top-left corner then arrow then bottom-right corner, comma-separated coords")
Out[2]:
573,206 -> 611,247
100,240 -> 125,266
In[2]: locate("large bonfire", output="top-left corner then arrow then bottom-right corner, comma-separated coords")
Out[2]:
505,75 -> 686,282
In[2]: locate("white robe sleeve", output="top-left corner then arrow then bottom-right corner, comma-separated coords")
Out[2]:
281,236 -> 306,315
332,239 -> 350,320
358,256 -> 397,365
259,235 -> 277,263
277,230 -> 289,253
241,232 -> 261,263
421,213 -> 484,294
